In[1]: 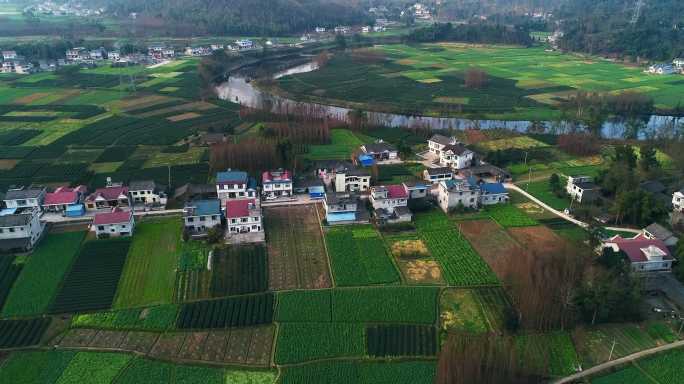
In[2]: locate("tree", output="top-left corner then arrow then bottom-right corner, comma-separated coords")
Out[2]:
335,34 -> 347,50
464,69 -> 488,89
206,227 -> 223,244
638,145 -> 659,173
549,173 -> 562,195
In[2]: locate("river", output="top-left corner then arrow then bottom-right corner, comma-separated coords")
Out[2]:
216,61 -> 682,140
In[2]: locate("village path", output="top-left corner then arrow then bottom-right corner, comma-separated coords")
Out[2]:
552,340 -> 684,384
504,184 -> 641,234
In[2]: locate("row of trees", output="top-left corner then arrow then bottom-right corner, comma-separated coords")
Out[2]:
405,22 -> 534,46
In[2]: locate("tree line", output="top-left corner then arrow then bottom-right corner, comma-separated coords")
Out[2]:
404,22 -> 534,46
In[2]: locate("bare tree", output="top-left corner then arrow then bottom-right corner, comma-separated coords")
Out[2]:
464,68 -> 488,89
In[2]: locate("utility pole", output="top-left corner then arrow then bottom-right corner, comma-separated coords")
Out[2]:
608,339 -> 617,361
678,318 -> 684,336
168,165 -> 172,190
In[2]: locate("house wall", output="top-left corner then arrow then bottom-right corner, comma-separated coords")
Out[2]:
0,213 -> 43,248
631,260 -> 672,272
335,174 -> 370,193
4,197 -> 43,209
407,188 -> 427,199
480,193 -> 509,206
438,186 -> 479,213
428,141 -> 445,155
263,182 -> 292,196
424,172 -> 453,184
184,214 -> 221,232
440,152 -> 473,170
673,192 -> 684,212
130,190 -> 166,205
94,219 -> 134,238
217,183 -> 255,201
227,216 -> 263,233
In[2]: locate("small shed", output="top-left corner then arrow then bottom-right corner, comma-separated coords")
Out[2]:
65,204 -> 85,217
358,154 -> 375,167
309,186 -> 325,199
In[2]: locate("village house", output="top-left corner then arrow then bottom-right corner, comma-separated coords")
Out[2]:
324,193 -> 365,225
66,47 -> 90,62
210,44 -> 224,51
316,161 -> 371,193
85,186 -> 129,210
183,199 -> 222,235
334,26 -> 351,34
128,180 -> 167,207
184,46 -> 212,57
89,47 -> 106,61
423,167 -> 454,184
360,141 -> 399,162
216,170 -> 257,202
439,143 -> 475,170
479,183 -> 509,205
1,59 -> 33,74
437,177 -> 480,213
566,176 -> 599,204
370,185 -> 412,224
428,134 -> 457,156
0,206 -> 44,252
642,223 -> 679,248
92,208 -> 135,238
42,185 -> 87,214
108,51 -> 120,61
225,199 -> 263,235
235,40 -> 255,50
403,181 -> 428,199
673,189 -> 684,212
315,27 -> 326,33
362,26 -> 370,33
148,45 -> 175,60
603,234 -> 674,273
373,25 -> 386,32
3,187 -> 46,210
647,63 -> 676,75
262,170 -> 293,199
1,51 -> 17,60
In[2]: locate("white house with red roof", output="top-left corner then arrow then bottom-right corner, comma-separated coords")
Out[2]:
262,169 -> 293,198
225,199 -> 263,236
42,186 -> 87,213
85,186 -> 129,210
603,234 -> 674,273
370,185 -> 412,224
92,208 -> 135,238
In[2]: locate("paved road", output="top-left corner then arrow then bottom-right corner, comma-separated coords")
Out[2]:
505,183 -> 641,234
553,341 -> 684,384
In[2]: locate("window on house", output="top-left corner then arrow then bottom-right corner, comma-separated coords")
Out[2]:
98,226 -> 104,231
231,219 -> 236,224
9,228 -> 14,233
241,218 -> 248,223
200,216 -> 206,222
188,217 -> 194,223
0,228 -> 3,233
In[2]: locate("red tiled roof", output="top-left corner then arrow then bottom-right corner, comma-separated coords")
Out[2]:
93,209 -> 132,225
226,199 -> 256,219
44,191 -> 78,205
609,234 -> 672,263
262,170 -> 292,183
86,187 -> 128,202
386,185 -> 408,199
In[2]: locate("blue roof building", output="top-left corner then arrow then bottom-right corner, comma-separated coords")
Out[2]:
479,182 -> 509,205
183,199 -> 223,234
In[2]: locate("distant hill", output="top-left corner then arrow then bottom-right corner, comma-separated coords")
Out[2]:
97,0 -> 369,36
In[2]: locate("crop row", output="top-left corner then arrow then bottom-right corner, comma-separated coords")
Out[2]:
276,287 -> 439,324
71,305 -> 179,331
176,293 -> 274,329
280,360 -> 436,384
0,104 -> 105,120
0,318 -> 51,348
415,212 -> 498,286
0,254 -> 22,311
50,238 -> 131,314
486,204 -> 539,228
210,245 -> 268,296
325,226 -> 399,286
0,129 -> 41,146
275,322 -> 365,364
366,324 -> 437,357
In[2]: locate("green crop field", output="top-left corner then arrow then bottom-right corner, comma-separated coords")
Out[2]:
326,225 -> 400,286
486,204 -> 539,228
515,331 -> 580,377
275,322 -> 366,364
71,304 -> 179,331
276,287 -> 439,324
114,218 -> 181,309
278,43 -> 684,119
305,129 -> 366,160
55,351 -> 133,384
0,350 -> 77,383
414,211 -> 498,286
592,348 -> 684,384
521,179 -> 570,211
280,360 -> 437,384
1,232 -> 85,317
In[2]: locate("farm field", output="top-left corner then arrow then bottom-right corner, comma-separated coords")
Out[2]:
0,349 -> 277,384
71,305 -> 179,332
114,218 -> 181,309
325,225 -> 400,286
458,219 -> 522,268
386,234 -> 445,285
439,288 -> 510,334
280,360 -> 437,384
264,205 -> 331,290
1,231 -> 85,317
592,347 -> 684,384
51,238 -> 131,314
278,44 -> 684,119
414,211 -> 498,286
508,225 -> 570,256
210,245 -> 268,296
304,129 -> 367,160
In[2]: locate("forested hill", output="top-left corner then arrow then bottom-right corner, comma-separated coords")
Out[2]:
98,0 -> 369,35
558,0 -> 684,61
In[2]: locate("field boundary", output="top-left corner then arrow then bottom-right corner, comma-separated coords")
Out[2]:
553,341 -> 684,383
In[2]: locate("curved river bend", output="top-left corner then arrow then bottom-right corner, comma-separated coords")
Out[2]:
216,62 -> 681,140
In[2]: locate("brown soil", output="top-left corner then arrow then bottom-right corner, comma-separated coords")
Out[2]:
167,112 -> 201,122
